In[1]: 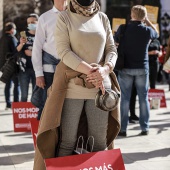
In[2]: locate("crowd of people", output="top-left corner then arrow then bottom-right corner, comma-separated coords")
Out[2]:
0,0 -> 170,170
0,14 -> 39,110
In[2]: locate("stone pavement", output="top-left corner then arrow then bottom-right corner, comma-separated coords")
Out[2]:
0,81 -> 170,170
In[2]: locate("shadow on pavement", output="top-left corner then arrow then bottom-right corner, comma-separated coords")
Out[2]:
157,112 -> 170,115
0,152 -> 34,165
0,113 -> 12,116
122,148 -> 170,164
6,132 -> 31,137
0,130 -> 13,133
0,143 -> 34,153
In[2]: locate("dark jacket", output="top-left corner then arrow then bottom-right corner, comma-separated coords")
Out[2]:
114,21 -> 158,70
0,33 -> 18,69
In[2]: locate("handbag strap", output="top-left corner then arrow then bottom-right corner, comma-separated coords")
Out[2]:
118,24 -> 127,43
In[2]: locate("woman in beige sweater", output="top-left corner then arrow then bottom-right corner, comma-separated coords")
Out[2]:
33,1 -> 120,169
55,0 -> 118,156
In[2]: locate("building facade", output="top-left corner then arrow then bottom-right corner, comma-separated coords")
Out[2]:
0,0 -> 52,35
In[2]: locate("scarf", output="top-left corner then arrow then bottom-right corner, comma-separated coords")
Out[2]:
70,0 -> 100,17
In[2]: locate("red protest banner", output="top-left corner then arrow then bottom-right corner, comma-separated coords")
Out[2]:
30,120 -> 39,149
12,102 -> 39,132
45,149 -> 125,170
148,89 -> 167,108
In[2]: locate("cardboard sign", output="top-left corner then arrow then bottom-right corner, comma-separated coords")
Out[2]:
112,18 -> 126,33
45,149 -> 125,170
12,102 -> 39,132
145,5 -> 158,24
148,89 -> 167,108
30,120 -> 39,149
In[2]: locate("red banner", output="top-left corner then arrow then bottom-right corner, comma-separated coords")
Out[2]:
45,149 -> 125,170
30,120 -> 39,149
148,89 -> 167,108
12,102 -> 39,132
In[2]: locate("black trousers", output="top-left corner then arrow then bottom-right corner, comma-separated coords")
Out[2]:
37,72 -> 54,120
149,59 -> 158,89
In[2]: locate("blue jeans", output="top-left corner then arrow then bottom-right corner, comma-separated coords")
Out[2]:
19,68 -> 35,102
5,75 -> 20,107
37,72 -> 54,120
118,69 -> 150,132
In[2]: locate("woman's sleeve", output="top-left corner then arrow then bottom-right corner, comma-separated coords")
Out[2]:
104,15 -> 118,69
55,13 -> 83,70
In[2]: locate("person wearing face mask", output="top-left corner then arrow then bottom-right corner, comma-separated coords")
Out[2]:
33,0 -> 120,169
0,22 -> 20,109
17,14 -> 39,102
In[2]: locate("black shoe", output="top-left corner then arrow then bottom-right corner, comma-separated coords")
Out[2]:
129,117 -> 136,124
140,131 -> 149,135
129,115 -> 139,123
118,131 -> 127,137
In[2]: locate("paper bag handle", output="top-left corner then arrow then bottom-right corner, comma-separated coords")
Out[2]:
86,136 -> 94,152
76,135 -> 84,154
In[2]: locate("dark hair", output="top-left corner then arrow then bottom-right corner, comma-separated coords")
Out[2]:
27,13 -> 39,20
4,22 -> 16,31
51,0 -> 54,4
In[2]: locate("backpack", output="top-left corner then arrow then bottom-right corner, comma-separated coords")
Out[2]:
0,53 -> 19,83
114,24 -> 127,71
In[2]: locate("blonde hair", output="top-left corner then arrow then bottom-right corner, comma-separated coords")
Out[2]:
131,5 -> 147,21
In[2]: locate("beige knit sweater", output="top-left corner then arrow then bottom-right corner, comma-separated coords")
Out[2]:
55,1 -> 117,99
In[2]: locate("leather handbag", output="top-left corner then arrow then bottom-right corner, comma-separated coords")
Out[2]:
0,53 -> 19,83
31,85 -> 44,108
95,89 -> 120,111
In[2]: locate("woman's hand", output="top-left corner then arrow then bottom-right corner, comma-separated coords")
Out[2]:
24,49 -> 32,57
20,37 -> 27,45
17,37 -> 27,52
36,76 -> 46,89
86,65 -> 110,94
86,65 -> 110,83
149,50 -> 159,55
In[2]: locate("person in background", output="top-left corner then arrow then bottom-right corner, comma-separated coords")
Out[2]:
148,38 -> 162,89
17,14 -> 39,102
164,36 -> 170,63
115,5 -> 158,136
0,22 -> 20,110
32,0 -> 66,120
163,36 -> 170,90
129,38 -> 162,123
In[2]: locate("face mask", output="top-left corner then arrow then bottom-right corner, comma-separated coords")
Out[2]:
27,24 -> 37,31
13,29 -> 17,36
